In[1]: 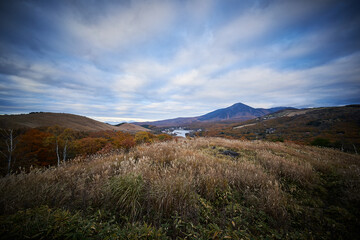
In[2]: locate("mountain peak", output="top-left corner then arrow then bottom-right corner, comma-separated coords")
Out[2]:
198,102 -> 259,121
228,102 -> 254,110
231,102 -> 251,107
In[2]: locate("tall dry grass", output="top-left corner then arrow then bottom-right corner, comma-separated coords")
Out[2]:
1,137 -> 359,227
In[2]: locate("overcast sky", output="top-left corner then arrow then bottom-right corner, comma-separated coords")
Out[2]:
0,0 -> 359,122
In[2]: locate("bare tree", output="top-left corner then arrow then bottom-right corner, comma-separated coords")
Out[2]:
47,125 -> 62,166
47,126 -> 74,166
352,143 -> 358,155
0,129 -> 18,174
56,138 -> 60,165
60,128 -> 75,164
63,139 -> 68,163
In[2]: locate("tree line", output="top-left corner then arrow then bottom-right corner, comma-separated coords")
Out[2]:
0,126 -> 172,175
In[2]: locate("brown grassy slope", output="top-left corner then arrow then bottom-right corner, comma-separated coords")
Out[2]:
117,123 -> 150,133
203,106 -> 360,146
0,112 -> 149,132
1,138 -> 359,235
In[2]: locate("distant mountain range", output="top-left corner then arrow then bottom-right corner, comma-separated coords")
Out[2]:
135,102 -> 295,127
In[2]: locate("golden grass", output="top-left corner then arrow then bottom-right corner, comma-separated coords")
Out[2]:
1,137 -> 359,227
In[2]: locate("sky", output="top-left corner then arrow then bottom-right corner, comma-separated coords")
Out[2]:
0,0 -> 359,123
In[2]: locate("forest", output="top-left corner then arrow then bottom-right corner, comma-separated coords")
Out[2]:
0,127 -> 172,175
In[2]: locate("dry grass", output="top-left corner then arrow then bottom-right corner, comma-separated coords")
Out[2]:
1,137 -> 359,234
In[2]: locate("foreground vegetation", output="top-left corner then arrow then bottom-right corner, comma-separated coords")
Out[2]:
1,137 -> 359,239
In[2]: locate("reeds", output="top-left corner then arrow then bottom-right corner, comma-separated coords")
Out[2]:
1,137 -> 359,228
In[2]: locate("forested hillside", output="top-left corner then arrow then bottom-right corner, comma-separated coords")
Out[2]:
0,127 -> 169,175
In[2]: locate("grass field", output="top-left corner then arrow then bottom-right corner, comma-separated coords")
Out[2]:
1,137 -> 359,239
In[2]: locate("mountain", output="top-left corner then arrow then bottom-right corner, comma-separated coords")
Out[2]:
0,112 -> 150,133
136,103 -> 294,127
197,103 -> 292,121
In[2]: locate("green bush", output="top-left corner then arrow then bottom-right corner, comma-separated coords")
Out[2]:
0,206 -> 94,240
311,137 -> 331,147
0,206 -> 167,240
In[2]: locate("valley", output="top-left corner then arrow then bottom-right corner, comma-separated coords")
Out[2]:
138,103 -> 360,154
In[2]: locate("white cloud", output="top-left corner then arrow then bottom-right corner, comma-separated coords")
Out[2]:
9,76 -> 47,93
171,70 -> 204,86
112,74 -> 146,93
90,116 -> 155,123
155,52 -> 360,110
64,0 -> 176,54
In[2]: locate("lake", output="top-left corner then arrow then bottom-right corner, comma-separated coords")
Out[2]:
171,129 -> 191,137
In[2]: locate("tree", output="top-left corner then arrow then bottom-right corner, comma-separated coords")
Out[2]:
16,129 -> 55,167
0,129 -> 18,174
74,137 -> 107,156
111,132 -> 135,151
46,125 -> 63,166
134,131 -> 155,144
46,126 -> 75,165
59,128 -> 76,163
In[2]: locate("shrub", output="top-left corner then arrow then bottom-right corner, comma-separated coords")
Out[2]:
311,137 -> 331,147
0,205 -> 168,240
111,132 -> 136,151
156,134 -> 173,142
134,131 -> 155,144
0,206 -> 92,240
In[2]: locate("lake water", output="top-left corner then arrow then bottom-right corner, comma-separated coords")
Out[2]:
171,129 -> 190,138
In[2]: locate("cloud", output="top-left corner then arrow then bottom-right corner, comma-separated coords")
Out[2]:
90,116 -> 155,123
63,0 -> 176,55
9,76 -> 48,94
155,52 -> 360,111
0,0 -> 359,120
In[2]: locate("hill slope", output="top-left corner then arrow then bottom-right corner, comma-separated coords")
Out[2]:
1,138 -> 359,239
0,112 -> 149,132
203,105 -> 360,152
116,123 -> 151,133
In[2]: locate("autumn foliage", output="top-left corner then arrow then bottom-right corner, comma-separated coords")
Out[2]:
0,127 -> 172,175
17,129 -> 55,167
